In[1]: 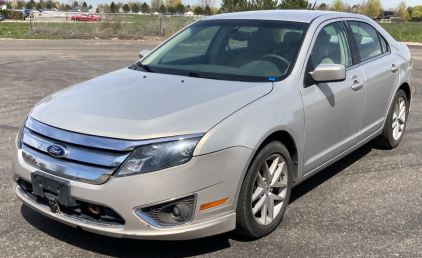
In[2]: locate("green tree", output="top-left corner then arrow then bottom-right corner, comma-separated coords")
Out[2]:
175,3 -> 184,12
330,0 -> 343,11
193,6 -> 203,14
256,0 -> 278,10
220,0 -> 233,12
204,4 -> 211,14
123,3 -> 130,12
279,0 -> 310,9
168,5 -> 175,13
411,10 -> 421,19
17,1 -> 22,9
131,3 -> 139,12
82,2 -> 87,7
150,0 -> 163,12
141,2 -> 149,12
73,1 -> 78,7
412,5 -> 422,12
364,0 -> 381,18
88,4 -> 92,8
110,1 -> 117,12
159,3 -> 166,12
394,0 -> 409,22
319,3 -> 326,10
46,2 -> 51,8
221,0 -> 249,12
26,2 -> 33,9
96,7 -> 100,12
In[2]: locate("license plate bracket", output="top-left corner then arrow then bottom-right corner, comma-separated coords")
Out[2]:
31,171 -> 76,207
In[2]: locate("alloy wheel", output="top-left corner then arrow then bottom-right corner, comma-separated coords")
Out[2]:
392,96 -> 406,141
251,154 -> 288,226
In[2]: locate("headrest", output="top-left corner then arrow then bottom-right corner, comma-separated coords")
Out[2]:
315,29 -> 330,44
283,31 -> 301,43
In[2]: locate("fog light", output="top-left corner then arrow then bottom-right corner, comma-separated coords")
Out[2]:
135,195 -> 196,227
172,206 -> 181,217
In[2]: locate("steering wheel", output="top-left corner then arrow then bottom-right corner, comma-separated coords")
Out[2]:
259,54 -> 290,73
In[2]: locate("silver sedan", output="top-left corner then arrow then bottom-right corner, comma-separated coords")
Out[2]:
12,10 -> 414,239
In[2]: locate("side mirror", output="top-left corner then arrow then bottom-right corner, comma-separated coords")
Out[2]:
139,50 -> 150,59
309,64 -> 346,83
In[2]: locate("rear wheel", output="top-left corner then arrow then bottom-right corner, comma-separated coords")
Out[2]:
235,141 -> 292,238
373,89 -> 408,149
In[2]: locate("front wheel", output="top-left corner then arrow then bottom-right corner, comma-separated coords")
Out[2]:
75,18 -> 79,21
235,141 -> 292,238
373,89 -> 408,149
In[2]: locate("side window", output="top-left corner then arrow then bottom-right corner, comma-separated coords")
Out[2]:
347,21 -> 382,62
379,33 -> 390,53
309,22 -> 352,69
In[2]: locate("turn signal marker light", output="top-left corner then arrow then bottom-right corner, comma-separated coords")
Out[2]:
200,198 -> 229,211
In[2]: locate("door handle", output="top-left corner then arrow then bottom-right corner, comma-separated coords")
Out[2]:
351,80 -> 364,91
391,64 -> 399,73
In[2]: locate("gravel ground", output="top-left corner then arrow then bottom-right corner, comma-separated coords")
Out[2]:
0,40 -> 421,258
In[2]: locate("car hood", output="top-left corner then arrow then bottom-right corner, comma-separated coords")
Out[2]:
30,68 -> 273,140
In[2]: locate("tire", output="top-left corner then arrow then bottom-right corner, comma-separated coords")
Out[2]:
75,18 -> 79,21
373,89 -> 408,149
235,141 -> 293,238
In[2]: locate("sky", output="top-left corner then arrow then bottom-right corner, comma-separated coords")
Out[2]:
83,0 -> 420,10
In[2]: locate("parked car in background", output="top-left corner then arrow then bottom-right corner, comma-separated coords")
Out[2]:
0,13 -> 5,21
71,13 -> 101,21
22,9 -> 31,18
12,10 -> 414,240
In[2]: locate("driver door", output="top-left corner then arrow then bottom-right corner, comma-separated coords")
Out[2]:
301,20 -> 365,174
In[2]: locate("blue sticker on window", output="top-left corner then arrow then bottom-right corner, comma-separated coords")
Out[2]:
269,78 -> 275,81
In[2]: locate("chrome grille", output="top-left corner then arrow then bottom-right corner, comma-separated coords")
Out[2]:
22,117 -> 131,184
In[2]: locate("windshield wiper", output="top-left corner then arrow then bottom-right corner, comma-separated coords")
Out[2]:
137,63 -> 155,73
187,72 -> 217,80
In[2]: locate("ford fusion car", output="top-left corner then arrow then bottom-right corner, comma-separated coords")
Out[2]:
12,10 -> 414,240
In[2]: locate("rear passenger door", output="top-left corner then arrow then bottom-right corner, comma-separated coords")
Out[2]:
346,20 -> 399,141
301,20 -> 365,174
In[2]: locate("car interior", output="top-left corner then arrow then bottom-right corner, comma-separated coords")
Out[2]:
143,21 -> 308,80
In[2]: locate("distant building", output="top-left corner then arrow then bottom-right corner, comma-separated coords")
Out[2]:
383,11 -> 394,19
1,5 -> 6,10
185,11 -> 193,16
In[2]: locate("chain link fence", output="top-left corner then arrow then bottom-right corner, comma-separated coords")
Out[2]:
28,12 -> 202,39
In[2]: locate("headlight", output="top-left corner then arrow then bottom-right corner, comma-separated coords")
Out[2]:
16,117 -> 27,149
116,137 -> 202,177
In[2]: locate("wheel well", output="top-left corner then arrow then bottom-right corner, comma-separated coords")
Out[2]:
399,83 -> 411,104
262,131 -> 298,183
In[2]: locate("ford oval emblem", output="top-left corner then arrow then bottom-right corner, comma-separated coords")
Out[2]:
47,144 -> 68,158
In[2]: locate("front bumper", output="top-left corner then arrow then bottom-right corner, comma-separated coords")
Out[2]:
12,144 -> 253,240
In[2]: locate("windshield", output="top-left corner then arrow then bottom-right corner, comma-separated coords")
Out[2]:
139,19 -> 309,82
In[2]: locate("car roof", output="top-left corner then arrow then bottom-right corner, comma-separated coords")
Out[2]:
204,10 -> 364,23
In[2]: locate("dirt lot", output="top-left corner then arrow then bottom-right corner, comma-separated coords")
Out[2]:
0,39 -> 422,257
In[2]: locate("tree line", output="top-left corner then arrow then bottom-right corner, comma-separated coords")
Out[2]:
2,0 -> 420,19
